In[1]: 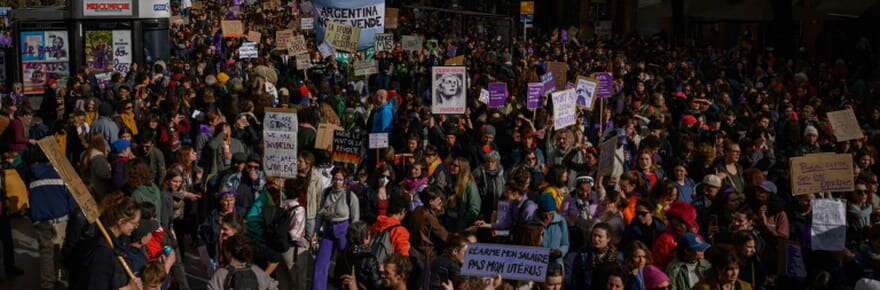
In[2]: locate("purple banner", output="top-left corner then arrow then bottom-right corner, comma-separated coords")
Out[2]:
527,82 -> 543,109
595,72 -> 613,98
541,72 -> 555,93
565,82 -> 575,89
488,82 -> 508,108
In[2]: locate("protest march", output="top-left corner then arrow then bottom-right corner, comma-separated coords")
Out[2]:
2,0 -> 880,290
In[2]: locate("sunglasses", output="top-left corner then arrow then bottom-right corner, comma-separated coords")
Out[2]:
636,211 -> 650,216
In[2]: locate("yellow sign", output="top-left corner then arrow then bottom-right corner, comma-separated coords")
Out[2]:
324,22 -> 361,53
520,1 -> 534,15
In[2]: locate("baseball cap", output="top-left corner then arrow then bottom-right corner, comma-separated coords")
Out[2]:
702,174 -> 722,188
677,233 -> 710,252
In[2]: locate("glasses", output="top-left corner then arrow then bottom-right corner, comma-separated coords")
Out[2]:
636,211 -> 650,216
527,157 -> 537,161
855,190 -> 870,195
125,106 -> 133,110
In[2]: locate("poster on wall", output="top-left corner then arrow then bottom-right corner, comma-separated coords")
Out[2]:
20,31 -> 70,94
313,0 -> 384,51
85,30 -> 132,78
83,0 -> 133,16
138,0 -> 170,18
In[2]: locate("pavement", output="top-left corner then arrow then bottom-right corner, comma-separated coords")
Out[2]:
0,216 -> 210,290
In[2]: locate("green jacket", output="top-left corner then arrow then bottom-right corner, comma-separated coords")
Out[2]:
666,257 -> 712,290
246,189 -> 285,242
455,182 -> 481,231
132,184 -> 164,224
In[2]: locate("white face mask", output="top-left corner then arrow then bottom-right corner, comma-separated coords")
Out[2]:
379,177 -> 389,187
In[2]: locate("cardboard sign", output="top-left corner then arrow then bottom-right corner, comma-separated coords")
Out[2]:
444,55 -> 465,66
333,130 -> 364,164
520,1 -> 534,14
301,17 -> 314,30
247,31 -> 262,43
527,82 -> 543,109
324,22 -> 360,53
575,77 -> 598,109
385,7 -> 398,29
238,42 -> 258,59
276,29 -> 295,47
790,153 -> 854,195
461,243 -> 550,282
547,62 -> 568,90
402,35 -> 422,51
432,66 -> 467,114
295,54 -> 312,70
222,20 -> 244,37
488,82 -> 508,108
827,108 -> 863,142
598,136 -> 618,177
811,198 -> 846,251
36,138 -> 100,223
263,108 -> 298,178
353,59 -> 378,76
314,123 -> 340,150
287,34 -> 309,56
594,72 -> 613,98
191,1 -> 203,9
375,33 -> 394,52
552,89 -> 576,130
369,133 -> 389,149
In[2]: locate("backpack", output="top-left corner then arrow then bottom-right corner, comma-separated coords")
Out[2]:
223,264 -> 260,290
369,224 -> 401,264
262,204 -> 299,252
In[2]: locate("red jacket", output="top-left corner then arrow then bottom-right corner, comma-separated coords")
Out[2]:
370,215 -> 410,256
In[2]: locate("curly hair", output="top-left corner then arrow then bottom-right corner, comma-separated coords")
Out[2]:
126,161 -> 154,188
99,192 -> 141,228
223,234 -> 254,263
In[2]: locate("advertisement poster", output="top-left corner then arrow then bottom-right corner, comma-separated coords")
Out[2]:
85,30 -> 132,77
83,0 -> 133,16
314,0 -> 384,51
20,31 -> 70,94
138,0 -> 170,18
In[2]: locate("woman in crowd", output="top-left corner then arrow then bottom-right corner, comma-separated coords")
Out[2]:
86,193 -> 144,290
446,157 -> 481,232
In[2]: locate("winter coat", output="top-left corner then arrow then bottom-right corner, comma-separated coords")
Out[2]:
540,213 -> 570,264
473,166 -> 505,219
429,255 -> 461,290
131,184 -> 165,224
370,215 -> 410,256
452,181 -> 481,232
27,163 -> 75,222
666,258 -> 712,290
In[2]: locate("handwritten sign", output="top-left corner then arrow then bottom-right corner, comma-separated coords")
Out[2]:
827,108 -> 863,142
287,34 -> 309,56
318,41 -> 335,58
222,20 -> 244,37
276,29 -> 295,47
527,82 -> 543,109
247,31 -> 262,43
790,153 -> 854,195
324,22 -> 360,53
36,137 -> 100,223
375,33 -> 394,52
461,243 -> 550,282
300,17 -> 314,30
575,77 -> 598,109
369,133 -> 389,149
552,89 -> 576,130
353,59 -> 378,76
488,82 -> 508,108
333,130 -> 364,164
385,7 -> 398,29
541,72 -> 555,94
401,35 -> 422,51
598,136 -> 618,177
295,54 -> 312,70
314,123 -> 339,150
594,72 -> 613,98
238,42 -> 258,59
263,108 -> 298,178
811,198 -> 846,251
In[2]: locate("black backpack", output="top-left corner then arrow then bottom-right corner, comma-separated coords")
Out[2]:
262,204 -> 299,252
369,224 -> 401,265
223,265 -> 259,290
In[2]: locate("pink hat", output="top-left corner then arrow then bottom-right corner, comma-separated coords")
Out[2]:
681,115 -> 698,126
644,265 -> 670,290
673,91 -> 687,99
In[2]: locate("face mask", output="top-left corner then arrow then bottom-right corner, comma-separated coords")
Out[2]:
379,177 -> 389,187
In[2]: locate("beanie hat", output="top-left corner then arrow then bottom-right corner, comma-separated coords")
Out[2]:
111,140 -> 131,154
804,125 -> 819,137
666,201 -> 698,230
481,124 -> 497,136
217,72 -> 230,84
643,265 -> 670,290
538,193 -> 557,212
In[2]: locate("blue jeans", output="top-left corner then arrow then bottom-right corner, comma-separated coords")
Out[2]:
312,221 -> 349,290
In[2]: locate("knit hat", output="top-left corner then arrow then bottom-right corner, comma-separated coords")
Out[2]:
130,219 -> 159,242
804,125 -> 819,137
481,124 -> 497,136
538,193 -> 557,212
681,115 -> 698,126
483,150 -> 501,162
643,265 -> 670,290
576,176 -> 595,187
677,232 -> 711,252
666,201 -> 698,230
111,140 -> 131,154
702,174 -> 722,188
217,72 -> 230,84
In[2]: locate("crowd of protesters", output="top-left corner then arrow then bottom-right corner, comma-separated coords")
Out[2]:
1,0 -> 880,290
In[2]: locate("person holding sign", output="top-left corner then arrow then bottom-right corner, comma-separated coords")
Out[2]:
87,193 -> 144,290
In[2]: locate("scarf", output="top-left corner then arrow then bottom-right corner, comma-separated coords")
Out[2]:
591,245 -> 618,267
85,111 -> 98,125
402,177 -> 429,194
120,112 -> 138,135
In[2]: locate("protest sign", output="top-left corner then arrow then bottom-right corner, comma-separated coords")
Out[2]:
385,7 -> 398,29
353,59 -> 378,76
276,29 -> 294,47
333,130 -> 364,164
323,21 -> 361,53
402,35 -> 422,51
827,108 -> 863,142
222,20 -> 244,37
479,89 -> 490,104
36,137 -> 100,223
488,82 -> 508,108
296,54 -> 312,70
263,108 -> 298,178
432,66 -> 467,114
594,72 -> 613,98
541,72 -> 555,94
777,241 -> 807,278
301,17 -> 314,30
288,34 -> 309,56
247,31 -> 262,43
527,82 -> 543,109
369,133 -> 389,149
547,62 -> 567,89
318,41 -> 335,58
375,33 -> 394,52
461,243 -> 550,282
444,55 -> 465,66
789,153 -> 854,195
238,42 -> 258,59
598,136 -> 618,176
811,198 -> 846,251
447,45 -> 458,57
575,77 -> 598,109
552,89 -> 576,130
520,1 -> 534,14
314,123 -> 340,150
314,0 -> 385,51
426,39 -> 439,51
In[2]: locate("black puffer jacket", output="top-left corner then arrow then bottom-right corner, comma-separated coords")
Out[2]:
429,255 -> 461,290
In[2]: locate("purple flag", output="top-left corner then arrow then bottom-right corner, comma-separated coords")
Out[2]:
541,72 -> 555,93
488,82 -> 508,108
527,82 -> 543,109
595,72 -> 613,98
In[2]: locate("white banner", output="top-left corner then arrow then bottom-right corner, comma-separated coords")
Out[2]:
314,0 -> 385,50
811,198 -> 846,251
239,42 -> 258,59
375,33 -> 394,52
369,133 -> 389,149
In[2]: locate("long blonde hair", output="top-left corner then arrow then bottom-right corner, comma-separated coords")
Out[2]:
450,158 -> 474,205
